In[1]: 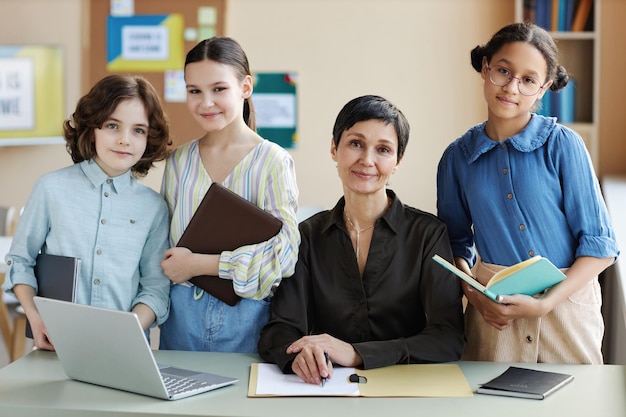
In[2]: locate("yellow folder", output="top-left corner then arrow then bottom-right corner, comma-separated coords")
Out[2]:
248,363 -> 473,398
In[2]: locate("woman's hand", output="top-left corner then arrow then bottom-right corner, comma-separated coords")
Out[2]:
286,334 -> 361,385
464,282 -> 550,330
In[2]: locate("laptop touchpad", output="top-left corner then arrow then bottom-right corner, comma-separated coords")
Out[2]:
160,366 -> 201,378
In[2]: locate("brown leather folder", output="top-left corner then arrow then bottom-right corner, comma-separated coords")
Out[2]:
176,182 -> 283,306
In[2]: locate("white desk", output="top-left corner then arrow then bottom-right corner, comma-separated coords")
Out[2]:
0,350 -> 624,417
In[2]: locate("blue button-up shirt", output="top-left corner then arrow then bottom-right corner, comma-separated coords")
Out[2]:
437,114 -> 619,268
3,160 -> 170,324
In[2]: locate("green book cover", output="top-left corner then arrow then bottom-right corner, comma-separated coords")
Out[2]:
432,255 -> 565,303
486,256 -> 565,297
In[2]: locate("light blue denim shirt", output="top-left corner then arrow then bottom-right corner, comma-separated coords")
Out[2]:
437,114 -> 619,269
3,160 -> 170,324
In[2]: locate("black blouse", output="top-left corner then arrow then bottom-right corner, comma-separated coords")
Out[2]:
258,190 -> 465,371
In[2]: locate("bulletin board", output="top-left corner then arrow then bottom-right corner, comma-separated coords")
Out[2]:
0,45 -> 64,143
86,0 -> 226,149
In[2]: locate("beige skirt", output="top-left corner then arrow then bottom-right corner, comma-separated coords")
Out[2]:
462,261 -> 604,364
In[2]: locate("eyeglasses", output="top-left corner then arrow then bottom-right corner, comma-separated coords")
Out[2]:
486,65 -> 546,96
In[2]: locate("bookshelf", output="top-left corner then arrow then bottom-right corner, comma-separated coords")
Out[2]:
515,0 -> 599,173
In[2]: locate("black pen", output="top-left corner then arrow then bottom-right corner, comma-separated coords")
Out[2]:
321,351 -> 330,387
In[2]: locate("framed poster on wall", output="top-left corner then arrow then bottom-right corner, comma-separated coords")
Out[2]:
252,73 -> 297,149
0,45 -> 64,145
106,14 -> 184,72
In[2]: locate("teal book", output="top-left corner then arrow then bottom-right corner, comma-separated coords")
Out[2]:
536,90 -> 552,117
558,79 -> 575,123
564,0 -> 575,31
432,255 -> 565,303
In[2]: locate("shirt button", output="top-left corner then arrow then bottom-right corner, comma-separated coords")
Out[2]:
503,168 -> 508,175
130,219 -> 136,224
507,193 -> 513,199
106,179 -> 112,184
94,279 -> 101,285
500,144 -> 505,149
6,259 -> 11,266
96,249 -> 102,255
101,219 -> 107,225
529,250 -> 535,256
526,335 -> 533,343
519,224 -> 525,231
104,192 -> 109,197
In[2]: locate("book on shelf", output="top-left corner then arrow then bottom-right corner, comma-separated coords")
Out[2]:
534,0 -> 552,30
572,0 -> 593,32
550,88 -> 562,122
536,79 -> 575,123
550,0 -> 560,31
558,79 -> 575,123
526,0 -> 582,32
523,0 -> 537,23
431,255 -> 565,303
477,366 -> 574,400
537,88 -> 552,117
562,0 -> 576,31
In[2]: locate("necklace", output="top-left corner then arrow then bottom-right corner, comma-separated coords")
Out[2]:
344,209 -> 375,261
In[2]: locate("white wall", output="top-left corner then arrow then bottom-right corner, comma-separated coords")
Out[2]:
0,0 -> 82,208
0,0 -> 513,214
226,0 -> 512,212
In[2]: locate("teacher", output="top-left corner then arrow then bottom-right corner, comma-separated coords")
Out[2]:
258,95 -> 464,385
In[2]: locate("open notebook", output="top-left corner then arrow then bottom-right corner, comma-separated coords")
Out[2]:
34,297 -> 238,400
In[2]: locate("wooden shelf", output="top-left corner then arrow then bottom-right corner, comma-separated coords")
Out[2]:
515,0 -> 599,173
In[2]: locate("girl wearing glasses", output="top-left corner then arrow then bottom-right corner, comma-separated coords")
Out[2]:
436,22 -> 619,364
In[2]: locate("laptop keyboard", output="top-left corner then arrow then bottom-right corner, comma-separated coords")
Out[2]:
162,374 -> 211,396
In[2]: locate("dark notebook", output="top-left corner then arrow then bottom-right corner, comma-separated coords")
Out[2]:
26,253 -> 80,338
477,366 -> 574,400
176,182 -> 283,306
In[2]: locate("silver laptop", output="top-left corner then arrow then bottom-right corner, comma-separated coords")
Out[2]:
33,296 -> 238,400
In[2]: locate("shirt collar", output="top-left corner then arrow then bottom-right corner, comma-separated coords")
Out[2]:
324,189 -> 403,235
461,114 -> 557,164
79,160 -> 133,193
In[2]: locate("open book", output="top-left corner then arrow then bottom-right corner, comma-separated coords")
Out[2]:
432,255 -> 565,303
